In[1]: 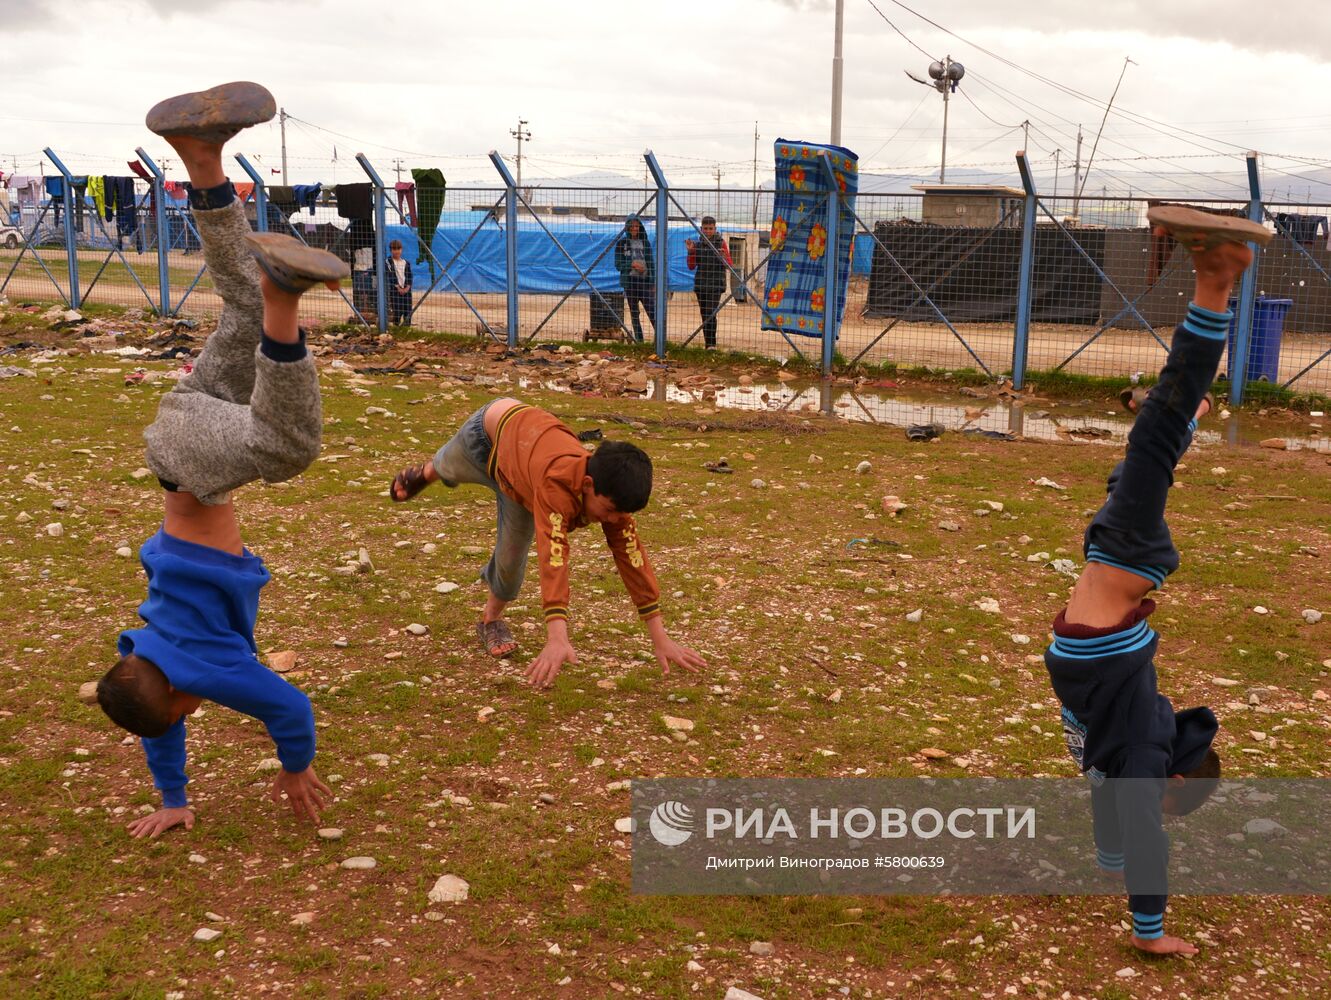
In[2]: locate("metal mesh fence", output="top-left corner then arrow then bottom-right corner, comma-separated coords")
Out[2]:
1257,203 -> 1331,394
7,154 -> 1331,399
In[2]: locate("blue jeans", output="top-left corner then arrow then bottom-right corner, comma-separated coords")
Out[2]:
432,403 -> 534,602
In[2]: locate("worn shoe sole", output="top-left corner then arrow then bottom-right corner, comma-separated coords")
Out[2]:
244,233 -> 349,294
146,81 -> 276,144
1147,205 -> 1272,250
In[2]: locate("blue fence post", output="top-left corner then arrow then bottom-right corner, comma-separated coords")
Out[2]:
644,150 -> 670,358
1012,151 -> 1038,390
234,153 -> 269,233
43,148 -> 81,309
134,147 -> 171,316
488,150 -> 521,348
818,153 -> 840,377
356,153 -> 389,333
1230,152 -> 1263,406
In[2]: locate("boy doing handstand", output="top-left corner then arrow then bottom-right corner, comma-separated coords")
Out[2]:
93,83 -> 349,838
1045,206 -> 1270,955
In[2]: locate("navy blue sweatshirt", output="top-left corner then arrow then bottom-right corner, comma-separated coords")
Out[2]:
118,528 -> 316,807
1045,600 -> 1217,939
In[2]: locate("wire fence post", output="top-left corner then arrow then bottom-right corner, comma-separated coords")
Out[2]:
1012,151 -> 1038,389
234,153 -> 269,233
134,147 -> 172,316
644,150 -> 670,358
488,150 -> 521,348
819,153 -> 840,377
43,148 -> 81,310
1230,152 -> 1263,406
356,153 -> 389,332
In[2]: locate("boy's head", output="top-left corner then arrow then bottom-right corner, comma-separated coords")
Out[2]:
1162,749 -> 1222,816
389,239 -> 403,256
625,217 -> 643,237
582,440 -> 652,521
701,215 -> 717,237
96,653 -> 199,738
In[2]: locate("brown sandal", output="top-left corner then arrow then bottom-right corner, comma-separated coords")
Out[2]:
1147,205 -> 1272,250
390,463 -> 432,503
1120,387 -> 1214,418
477,620 -> 517,658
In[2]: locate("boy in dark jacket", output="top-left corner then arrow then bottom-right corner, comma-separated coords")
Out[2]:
1044,206 -> 1271,955
614,216 -> 655,342
686,215 -> 734,350
93,82 -> 348,839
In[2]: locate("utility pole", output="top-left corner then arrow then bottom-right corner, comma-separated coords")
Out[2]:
392,158 -> 404,184
1052,149 -> 1061,199
279,107 -> 289,186
1022,119 -> 1030,151
830,0 -> 845,145
750,121 -> 761,230
1072,125 -> 1083,218
1077,56 -> 1136,203
510,118 -> 531,191
713,165 -> 723,221
939,55 -> 956,183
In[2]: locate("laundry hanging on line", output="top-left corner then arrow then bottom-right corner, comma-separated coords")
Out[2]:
334,183 -> 373,220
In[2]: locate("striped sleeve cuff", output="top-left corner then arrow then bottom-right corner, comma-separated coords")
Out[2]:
1049,618 -> 1156,660
1182,302 -> 1232,341
161,786 -> 188,809
543,606 -> 568,622
1132,911 -> 1165,940
1096,849 -> 1125,873
636,601 -> 662,621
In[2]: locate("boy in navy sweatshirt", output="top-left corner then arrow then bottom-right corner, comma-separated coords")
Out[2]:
1044,206 -> 1270,956
94,83 -> 348,839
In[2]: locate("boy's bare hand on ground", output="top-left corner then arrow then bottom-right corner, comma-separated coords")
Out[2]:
652,634 -> 706,678
526,637 -> 578,688
270,765 -> 333,823
126,806 -> 195,839
1132,934 -> 1199,957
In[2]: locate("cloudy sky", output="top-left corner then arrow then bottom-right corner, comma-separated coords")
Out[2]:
5,0 -> 1329,197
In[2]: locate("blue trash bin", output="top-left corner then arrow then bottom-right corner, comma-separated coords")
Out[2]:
1226,297 -> 1293,383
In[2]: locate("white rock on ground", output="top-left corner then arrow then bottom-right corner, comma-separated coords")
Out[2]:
45,522 -> 63,537
193,928 -> 223,942
256,758 -> 282,771
340,856 -> 377,870
855,461 -> 872,474
366,753 -> 390,766
435,581 -> 460,594
427,874 -> 470,903
725,989 -> 766,1000
290,912 -> 316,926
749,941 -> 775,956
318,828 -> 343,840
115,546 -> 133,558
614,817 -> 634,834
750,479 -> 766,489
1303,609 -> 1323,624
77,681 -> 99,705
1243,818 -> 1288,839
662,715 -> 694,732
406,623 -> 429,635
905,609 -> 923,623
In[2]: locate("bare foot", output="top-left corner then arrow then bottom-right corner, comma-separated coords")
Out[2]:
1132,933 -> 1199,957
162,135 -> 226,189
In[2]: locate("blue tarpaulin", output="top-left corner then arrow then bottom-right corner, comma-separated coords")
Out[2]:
381,215 -> 723,295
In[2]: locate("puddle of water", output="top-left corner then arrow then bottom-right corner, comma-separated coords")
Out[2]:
517,375 -> 1331,453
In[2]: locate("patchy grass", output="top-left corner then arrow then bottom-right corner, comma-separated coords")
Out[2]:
0,334 -> 1329,998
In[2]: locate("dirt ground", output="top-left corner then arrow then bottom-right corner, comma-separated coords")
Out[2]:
2,310 -> 1331,999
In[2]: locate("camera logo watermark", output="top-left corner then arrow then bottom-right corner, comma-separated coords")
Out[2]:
648,800 -> 695,846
